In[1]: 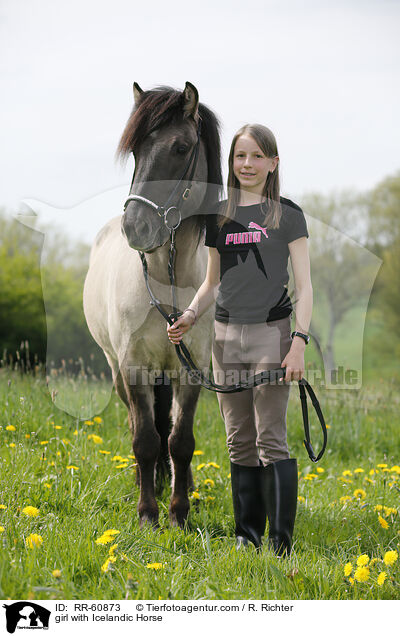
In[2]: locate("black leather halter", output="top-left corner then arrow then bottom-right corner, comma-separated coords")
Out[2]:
123,118 -> 327,463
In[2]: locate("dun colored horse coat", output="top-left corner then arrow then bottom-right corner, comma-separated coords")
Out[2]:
83,83 -> 222,527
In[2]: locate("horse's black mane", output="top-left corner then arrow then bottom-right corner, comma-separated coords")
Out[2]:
117,86 -> 223,221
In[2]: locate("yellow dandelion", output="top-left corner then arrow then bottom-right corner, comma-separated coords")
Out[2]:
353,489 -> 366,500
52,569 -> 62,578
207,462 -> 220,469
6,425 -> 16,432
190,491 -> 200,500
96,534 -> 114,545
369,558 -> 380,567
377,463 -> 387,469
0,526 -> 4,534
87,434 -> 103,444
103,529 -> 120,537
22,506 -> 40,517
93,416 -> 103,423
354,468 -> 364,474
84,420 -> 94,426
66,465 -> 79,470
54,425 -> 62,430
340,496 -> 352,504
364,477 -> 375,484
196,463 -> 206,470
378,515 -> 389,530
344,562 -> 353,577
25,434 -> 30,439
342,470 -> 352,477
108,543 -> 118,556
73,430 -> 78,436
384,507 -> 397,517
304,474 -> 316,481
316,467 -> 325,473
377,572 -> 387,586
338,477 -> 353,484
383,550 -> 398,566
298,496 -> 306,503
26,533 -> 43,549
44,483 -> 52,489
101,556 -> 117,573
390,465 -> 400,474
193,450 -> 204,456
206,496 -> 216,502
9,443 -> 16,448
146,562 -> 163,570
0,505 -> 7,510
111,455 -> 125,462
374,504 -> 383,512
348,577 -> 354,586
356,554 -> 370,567
128,454 -> 135,459
99,450 -> 111,455
40,441 -> 49,445
369,468 -> 378,475
203,478 -> 215,487
354,566 -> 370,582
116,463 -> 129,469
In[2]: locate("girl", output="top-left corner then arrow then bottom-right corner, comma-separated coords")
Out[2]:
167,124 -> 312,555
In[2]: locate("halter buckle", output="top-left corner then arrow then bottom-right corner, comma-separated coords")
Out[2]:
182,188 -> 191,200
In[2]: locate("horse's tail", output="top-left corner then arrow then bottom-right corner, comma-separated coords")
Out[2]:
154,373 -> 172,492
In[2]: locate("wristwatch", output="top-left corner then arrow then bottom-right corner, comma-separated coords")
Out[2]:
291,331 -> 310,345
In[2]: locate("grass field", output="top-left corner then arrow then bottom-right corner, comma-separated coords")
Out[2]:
0,370 -> 399,600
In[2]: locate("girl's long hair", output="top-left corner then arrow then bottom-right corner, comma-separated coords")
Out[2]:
219,124 -> 282,229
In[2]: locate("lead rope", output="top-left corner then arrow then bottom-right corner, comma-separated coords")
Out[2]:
139,244 -> 327,462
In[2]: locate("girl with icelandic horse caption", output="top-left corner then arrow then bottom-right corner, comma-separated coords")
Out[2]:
167,124 -> 313,555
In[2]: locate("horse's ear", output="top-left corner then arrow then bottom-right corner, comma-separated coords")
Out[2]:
133,82 -> 144,105
182,82 -> 199,121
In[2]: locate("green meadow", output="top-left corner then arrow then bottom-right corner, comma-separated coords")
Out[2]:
0,368 -> 399,601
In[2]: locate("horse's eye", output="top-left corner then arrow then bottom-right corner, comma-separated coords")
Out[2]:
176,144 -> 189,155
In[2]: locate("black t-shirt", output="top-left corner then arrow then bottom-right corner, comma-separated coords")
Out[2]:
205,197 -> 309,324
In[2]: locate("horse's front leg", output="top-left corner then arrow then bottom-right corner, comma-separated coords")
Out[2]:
169,381 -> 201,527
123,374 -> 160,528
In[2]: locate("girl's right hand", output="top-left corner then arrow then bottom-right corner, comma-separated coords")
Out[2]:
167,311 -> 195,344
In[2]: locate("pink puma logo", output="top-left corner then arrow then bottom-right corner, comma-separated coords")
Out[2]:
248,221 -> 268,238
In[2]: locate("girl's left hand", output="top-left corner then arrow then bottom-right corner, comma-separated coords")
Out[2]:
280,342 -> 305,382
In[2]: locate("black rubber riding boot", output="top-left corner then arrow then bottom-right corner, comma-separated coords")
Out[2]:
230,462 -> 267,550
264,458 -> 298,557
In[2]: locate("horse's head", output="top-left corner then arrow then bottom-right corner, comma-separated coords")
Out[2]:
118,82 -> 222,252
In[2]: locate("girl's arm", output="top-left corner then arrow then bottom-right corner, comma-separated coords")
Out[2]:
167,247 -> 220,344
280,236 -> 313,382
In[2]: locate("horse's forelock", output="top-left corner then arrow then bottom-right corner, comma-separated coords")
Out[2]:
117,86 -> 184,159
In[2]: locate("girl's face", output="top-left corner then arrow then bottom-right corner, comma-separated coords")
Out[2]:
233,134 -> 278,195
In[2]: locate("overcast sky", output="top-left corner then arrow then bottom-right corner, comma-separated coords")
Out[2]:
1,0 -> 399,242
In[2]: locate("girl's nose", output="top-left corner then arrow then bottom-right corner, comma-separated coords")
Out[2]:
244,154 -> 252,166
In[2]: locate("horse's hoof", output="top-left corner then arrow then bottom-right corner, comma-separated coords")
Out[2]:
169,506 -> 189,529
139,516 -> 159,530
